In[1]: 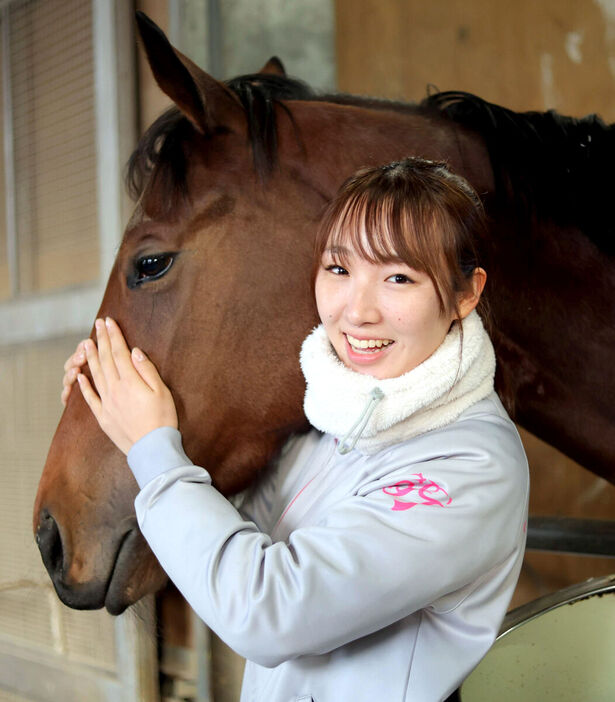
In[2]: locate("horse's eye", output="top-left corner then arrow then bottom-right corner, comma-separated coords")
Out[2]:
134,253 -> 174,284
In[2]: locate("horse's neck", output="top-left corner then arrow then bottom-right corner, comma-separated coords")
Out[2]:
490,216 -> 615,483
287,103 -> 494,199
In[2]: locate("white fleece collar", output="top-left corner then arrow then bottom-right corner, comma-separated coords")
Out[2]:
300,310 -> 496,455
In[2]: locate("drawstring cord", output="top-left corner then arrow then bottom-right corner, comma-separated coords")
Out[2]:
338,387 -> 384,455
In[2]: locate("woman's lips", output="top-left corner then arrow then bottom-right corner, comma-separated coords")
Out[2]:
343,333 -> 395,364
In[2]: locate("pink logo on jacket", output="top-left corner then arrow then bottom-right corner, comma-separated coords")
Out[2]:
382,473 -> 452,511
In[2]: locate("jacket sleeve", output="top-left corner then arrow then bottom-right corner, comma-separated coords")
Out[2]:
128,423 -> 528,668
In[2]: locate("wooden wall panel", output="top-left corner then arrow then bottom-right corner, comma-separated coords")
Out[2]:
336,0 -> 615,120
0,335 -> 118,679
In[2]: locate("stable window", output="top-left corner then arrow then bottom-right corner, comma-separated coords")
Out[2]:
0,0 -> 135,345
2,0 -> 99,298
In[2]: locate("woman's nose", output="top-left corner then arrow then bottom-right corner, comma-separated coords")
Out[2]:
344,283 -> 380,325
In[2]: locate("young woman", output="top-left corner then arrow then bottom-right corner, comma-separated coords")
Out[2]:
63,157 -> 528,702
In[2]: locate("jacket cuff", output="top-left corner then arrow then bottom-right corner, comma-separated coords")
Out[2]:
128,426 -> 199,489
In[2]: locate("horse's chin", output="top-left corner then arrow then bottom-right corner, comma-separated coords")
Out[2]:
103,528 -> 167,615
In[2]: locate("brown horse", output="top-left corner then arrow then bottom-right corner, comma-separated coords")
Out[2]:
34,13 -> 615,615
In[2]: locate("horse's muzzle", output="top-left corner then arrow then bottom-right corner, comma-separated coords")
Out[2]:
35,508 -> 140,614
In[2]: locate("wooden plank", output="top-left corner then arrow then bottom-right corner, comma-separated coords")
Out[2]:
0,638 -> 121,702
115,597 -> 160,702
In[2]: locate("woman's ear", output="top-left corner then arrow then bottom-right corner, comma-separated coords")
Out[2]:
458,267 -> 487,319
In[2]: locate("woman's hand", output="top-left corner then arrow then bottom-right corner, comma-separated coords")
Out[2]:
62,341 -> 88,406
77,317 -> 178,455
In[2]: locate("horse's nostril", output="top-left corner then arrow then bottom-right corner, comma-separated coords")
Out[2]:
36,510 -> 64,578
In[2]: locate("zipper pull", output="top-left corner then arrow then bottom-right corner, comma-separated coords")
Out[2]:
338,387 -> 384,455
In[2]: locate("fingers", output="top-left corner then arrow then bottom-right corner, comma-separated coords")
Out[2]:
131,347 -> 163,391
94,319 -> 119,382
63,366 -> 79,388
61,367 -> 79,406
84,336 -> 107,397
76,372 -> 103,420
63,341 -> 86,372
61,385 -> 70,407
61,341 -> 87,406
104,317 -> 137,379
84,317 -> 155,400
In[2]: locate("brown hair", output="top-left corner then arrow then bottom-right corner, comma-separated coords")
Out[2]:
312,157 -> 488,323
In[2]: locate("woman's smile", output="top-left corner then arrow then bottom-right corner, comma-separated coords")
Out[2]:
345,333 -> 394,350
344,333 -> 395,365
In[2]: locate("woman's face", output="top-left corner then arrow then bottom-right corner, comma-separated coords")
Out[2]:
314,239 -> 457,380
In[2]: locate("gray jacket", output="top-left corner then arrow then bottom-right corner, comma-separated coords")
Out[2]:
128,390 -> 528,702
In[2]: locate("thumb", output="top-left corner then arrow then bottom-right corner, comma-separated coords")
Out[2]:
131,347 -> 163,390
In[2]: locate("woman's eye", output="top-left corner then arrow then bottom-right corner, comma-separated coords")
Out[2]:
325,264 -> 348,276
386,273 -> 413,284
134,253 -> 174,284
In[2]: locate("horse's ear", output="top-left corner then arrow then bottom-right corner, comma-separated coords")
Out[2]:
258,56 -> 286,76
135,11 -> 242,134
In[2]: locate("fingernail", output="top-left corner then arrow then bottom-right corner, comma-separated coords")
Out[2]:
133,347 -> 145,361
95,319 -> 103,331
76,352 -> 85,361
77,374 -> 83,383
105,317 -> 112,328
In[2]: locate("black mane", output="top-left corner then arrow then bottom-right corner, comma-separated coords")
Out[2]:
422,91 -> 615,252
125,72 -> 429,205
127,76 -> 615,252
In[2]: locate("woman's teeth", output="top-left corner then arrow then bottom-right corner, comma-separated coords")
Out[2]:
346,334 -> 393,351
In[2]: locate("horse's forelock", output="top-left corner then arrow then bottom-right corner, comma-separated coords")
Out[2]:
126,107 -> 192,211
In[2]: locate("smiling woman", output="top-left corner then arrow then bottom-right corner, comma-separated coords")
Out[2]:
61,156 -> 528,702
314,158 -> 487,380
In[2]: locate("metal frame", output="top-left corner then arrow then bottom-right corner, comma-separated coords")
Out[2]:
498,572 -> 615,638
526,515 -> 615,557
1,4 -> 17,298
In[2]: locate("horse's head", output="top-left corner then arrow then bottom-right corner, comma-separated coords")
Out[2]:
34,14 -> 492,614
33,14 -> 325,613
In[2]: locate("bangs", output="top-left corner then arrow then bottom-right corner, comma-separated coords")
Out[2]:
312,157 -> 485,319
323,189 -> 443,273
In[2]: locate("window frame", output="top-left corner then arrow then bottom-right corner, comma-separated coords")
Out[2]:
0,0 -> 136,346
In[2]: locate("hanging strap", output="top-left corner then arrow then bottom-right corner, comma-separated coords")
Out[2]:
337,387 -> 384,455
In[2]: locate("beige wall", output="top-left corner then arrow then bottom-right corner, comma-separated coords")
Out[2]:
136,0 -> 173,132
337,0 -> 615,120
